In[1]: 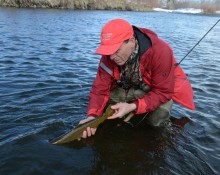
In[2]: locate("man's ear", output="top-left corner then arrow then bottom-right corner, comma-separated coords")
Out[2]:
130,36 -> 135,43
129,37 -> 136,48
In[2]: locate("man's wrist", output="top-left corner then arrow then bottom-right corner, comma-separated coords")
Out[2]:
129,103 -> 137,112
131,100 -> 138,113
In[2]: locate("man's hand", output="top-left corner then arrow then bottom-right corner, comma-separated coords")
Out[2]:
108,102 -> 136,119
78,102 -> 136,139
78,116 -> 97,139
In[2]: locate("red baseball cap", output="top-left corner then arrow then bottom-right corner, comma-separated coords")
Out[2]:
95,19 -> 134,55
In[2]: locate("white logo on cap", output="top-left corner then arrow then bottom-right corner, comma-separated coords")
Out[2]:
101,33 -> 112,40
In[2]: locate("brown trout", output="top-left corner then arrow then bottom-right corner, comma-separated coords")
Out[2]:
51,105 -> 114,144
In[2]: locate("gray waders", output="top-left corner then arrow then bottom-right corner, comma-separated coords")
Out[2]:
108,86 -> 173,127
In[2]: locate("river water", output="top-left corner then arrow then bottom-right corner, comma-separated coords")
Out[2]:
0,7 -> 219,175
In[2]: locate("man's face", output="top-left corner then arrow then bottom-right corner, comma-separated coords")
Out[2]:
109,37 -> 135,66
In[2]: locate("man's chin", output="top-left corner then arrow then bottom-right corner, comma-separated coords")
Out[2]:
116,62 -> 125,66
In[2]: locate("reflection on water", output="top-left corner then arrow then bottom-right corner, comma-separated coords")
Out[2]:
0,7 -> 220,174
63,116 -> 191,174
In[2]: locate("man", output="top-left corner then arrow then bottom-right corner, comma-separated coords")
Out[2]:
79,19 -> 195,138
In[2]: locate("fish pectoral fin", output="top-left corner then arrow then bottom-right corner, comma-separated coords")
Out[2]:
123,113 -> 134,122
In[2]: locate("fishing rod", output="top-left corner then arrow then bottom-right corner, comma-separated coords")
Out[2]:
176,19 -> 220,66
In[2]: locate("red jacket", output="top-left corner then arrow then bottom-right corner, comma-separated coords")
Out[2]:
87,27 -> 195,117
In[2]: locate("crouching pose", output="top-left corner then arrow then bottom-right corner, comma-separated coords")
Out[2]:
79,19 -> 195,138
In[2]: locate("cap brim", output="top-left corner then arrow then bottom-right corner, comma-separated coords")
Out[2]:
95,42 -> 123,55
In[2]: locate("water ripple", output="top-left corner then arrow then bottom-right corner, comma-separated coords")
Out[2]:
0,8 -> 219,174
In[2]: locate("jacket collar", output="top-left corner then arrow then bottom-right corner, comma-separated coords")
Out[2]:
133,26 -> 152,57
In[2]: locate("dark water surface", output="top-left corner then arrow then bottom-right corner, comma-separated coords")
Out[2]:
0,7 -> 220,174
